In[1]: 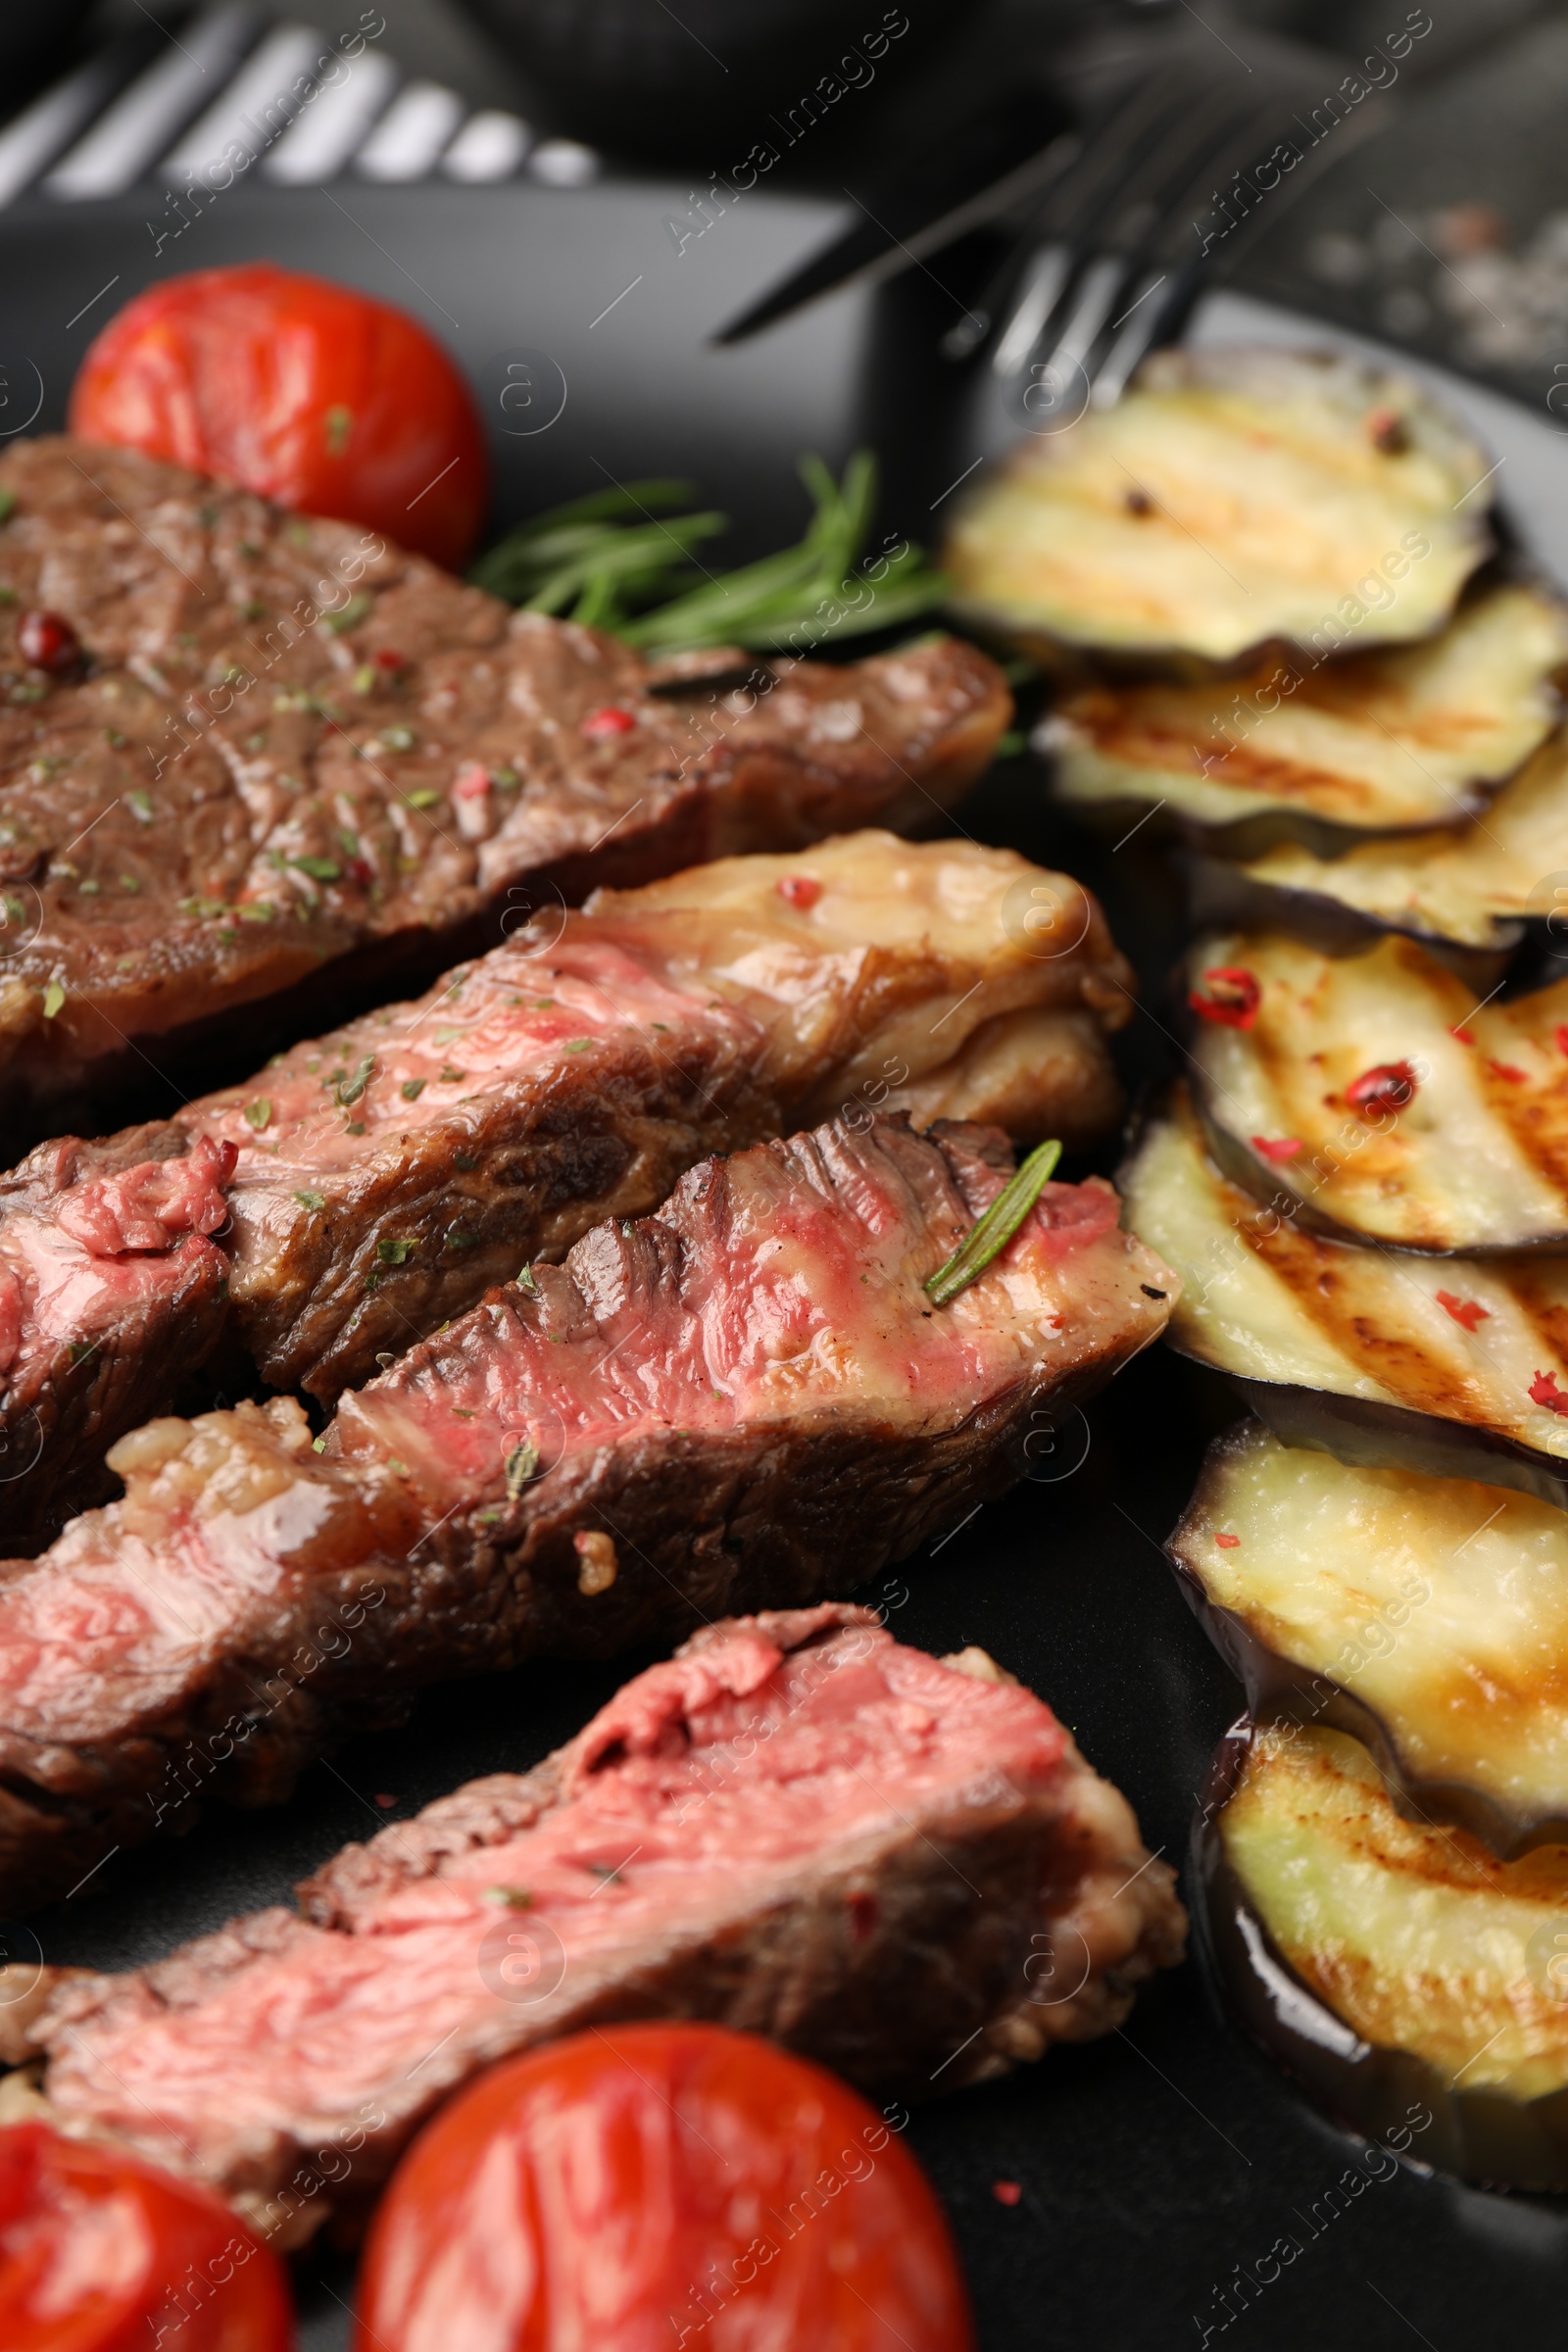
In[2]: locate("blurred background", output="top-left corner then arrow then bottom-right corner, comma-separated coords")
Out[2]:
3,0 -> 1567,425
24,0 -> 1560,421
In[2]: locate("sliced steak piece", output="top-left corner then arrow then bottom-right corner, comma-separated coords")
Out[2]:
9,1606 -> 1185,2241
0,437 -> 1010,1146
0,832 -> 1133,1548
0,1114 -> 1176,1909
0,1127 -> 232,1526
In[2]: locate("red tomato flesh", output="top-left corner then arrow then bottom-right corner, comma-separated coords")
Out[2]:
69,264 -> 489,570
355,2023 -> 976,2352
0,2121 -> 293,2351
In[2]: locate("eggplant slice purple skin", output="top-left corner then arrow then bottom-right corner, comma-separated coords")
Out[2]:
945,346 -> 1497,676
1167,1419 -> 1568,1854
1046,793 -> 1472,867
1194,1725 -> 1565,2191
1190,1095 -> 1568,1262
1206,725 -> 1568,971
1196,1718 -> 1568,2192
1181,929 -> 1568,1255
1179,850 -> 1517,997
1116,1087 -> 1568,1512
1236,1376 -> 1568,1516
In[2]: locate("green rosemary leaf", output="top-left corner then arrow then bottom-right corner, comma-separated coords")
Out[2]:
474,452 -> 948,657
923,1140 -> 1063,1309
335,1055 -> 375,1107
505,1439 -> 540,1499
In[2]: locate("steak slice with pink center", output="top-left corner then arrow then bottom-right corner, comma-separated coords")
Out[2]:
0,1114 -> 1174,1910
8,1606 -> 1185,2242
0,832 -> 1134,1550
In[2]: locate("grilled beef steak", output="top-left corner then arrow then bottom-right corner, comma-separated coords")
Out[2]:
0,438 -> 1009,1143
0,832 -> 1134,1548
1,1606 -> 1185,2240
0,1113 -> 1175,1909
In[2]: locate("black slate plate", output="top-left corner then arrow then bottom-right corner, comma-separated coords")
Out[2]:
3,172 -> 1565,2351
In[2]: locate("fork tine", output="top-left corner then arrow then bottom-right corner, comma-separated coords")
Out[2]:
950,67 -> 1199,367
985,69 -> 1264,385
1090,261 -> 1201,408
990,246 -> 1076,377
1039,254 -> 1128,381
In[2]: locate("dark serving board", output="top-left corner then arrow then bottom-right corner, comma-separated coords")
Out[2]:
1,173 -> 1562,2350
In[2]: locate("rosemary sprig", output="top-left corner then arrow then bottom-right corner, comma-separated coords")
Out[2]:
470,455 -> 950,652
468,481 -> 712,616
924,1140 -> 1063,1309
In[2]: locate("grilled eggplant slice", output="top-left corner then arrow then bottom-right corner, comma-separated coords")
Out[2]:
944,346 -> 1493,670
1047,584 -> 1567,850
1186,928 -> 1568,1251
1118,1085 -> 1568,1506
1210,727 -> 1568,957
1172,1422 -> 1568,1850
1200,1716 -> 1568,2189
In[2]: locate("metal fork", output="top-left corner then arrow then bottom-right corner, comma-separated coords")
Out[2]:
711,0 -> 1555,376
953,27 -> 1382,418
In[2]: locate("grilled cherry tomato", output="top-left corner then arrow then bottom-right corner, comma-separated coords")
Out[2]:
0,2120 -> 293,2349
355,2023 -> 975,2352
70,264 -> 489,570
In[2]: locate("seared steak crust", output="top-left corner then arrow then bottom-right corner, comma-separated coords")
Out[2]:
0,1115 -> 1175,1909
0,438 -> 1009,1141
0,833 -> 1134,1548
16,1608 -> 1185,2238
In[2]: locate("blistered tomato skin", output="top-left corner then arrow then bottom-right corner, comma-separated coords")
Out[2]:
355,2023 -> 976,2352
69,264 -> 489,570
0,2121 -> 294,2350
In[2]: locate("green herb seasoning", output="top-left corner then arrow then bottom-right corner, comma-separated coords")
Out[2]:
923,1141 -> 1062,1309
505,1439 -> 540,1498
467,452 -> 947,652
323,592 -> 372,635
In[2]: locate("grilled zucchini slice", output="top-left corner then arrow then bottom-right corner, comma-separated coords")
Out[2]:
1216,726 -> 1568,956
1172,1422 -> 1568,1850
1187,928 -> 1568,1251
1047,583 -> 1567,848
944,345 -> 1494,668
1200,1717 -> 1568,2188
1117,1085 -> 1568,1505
